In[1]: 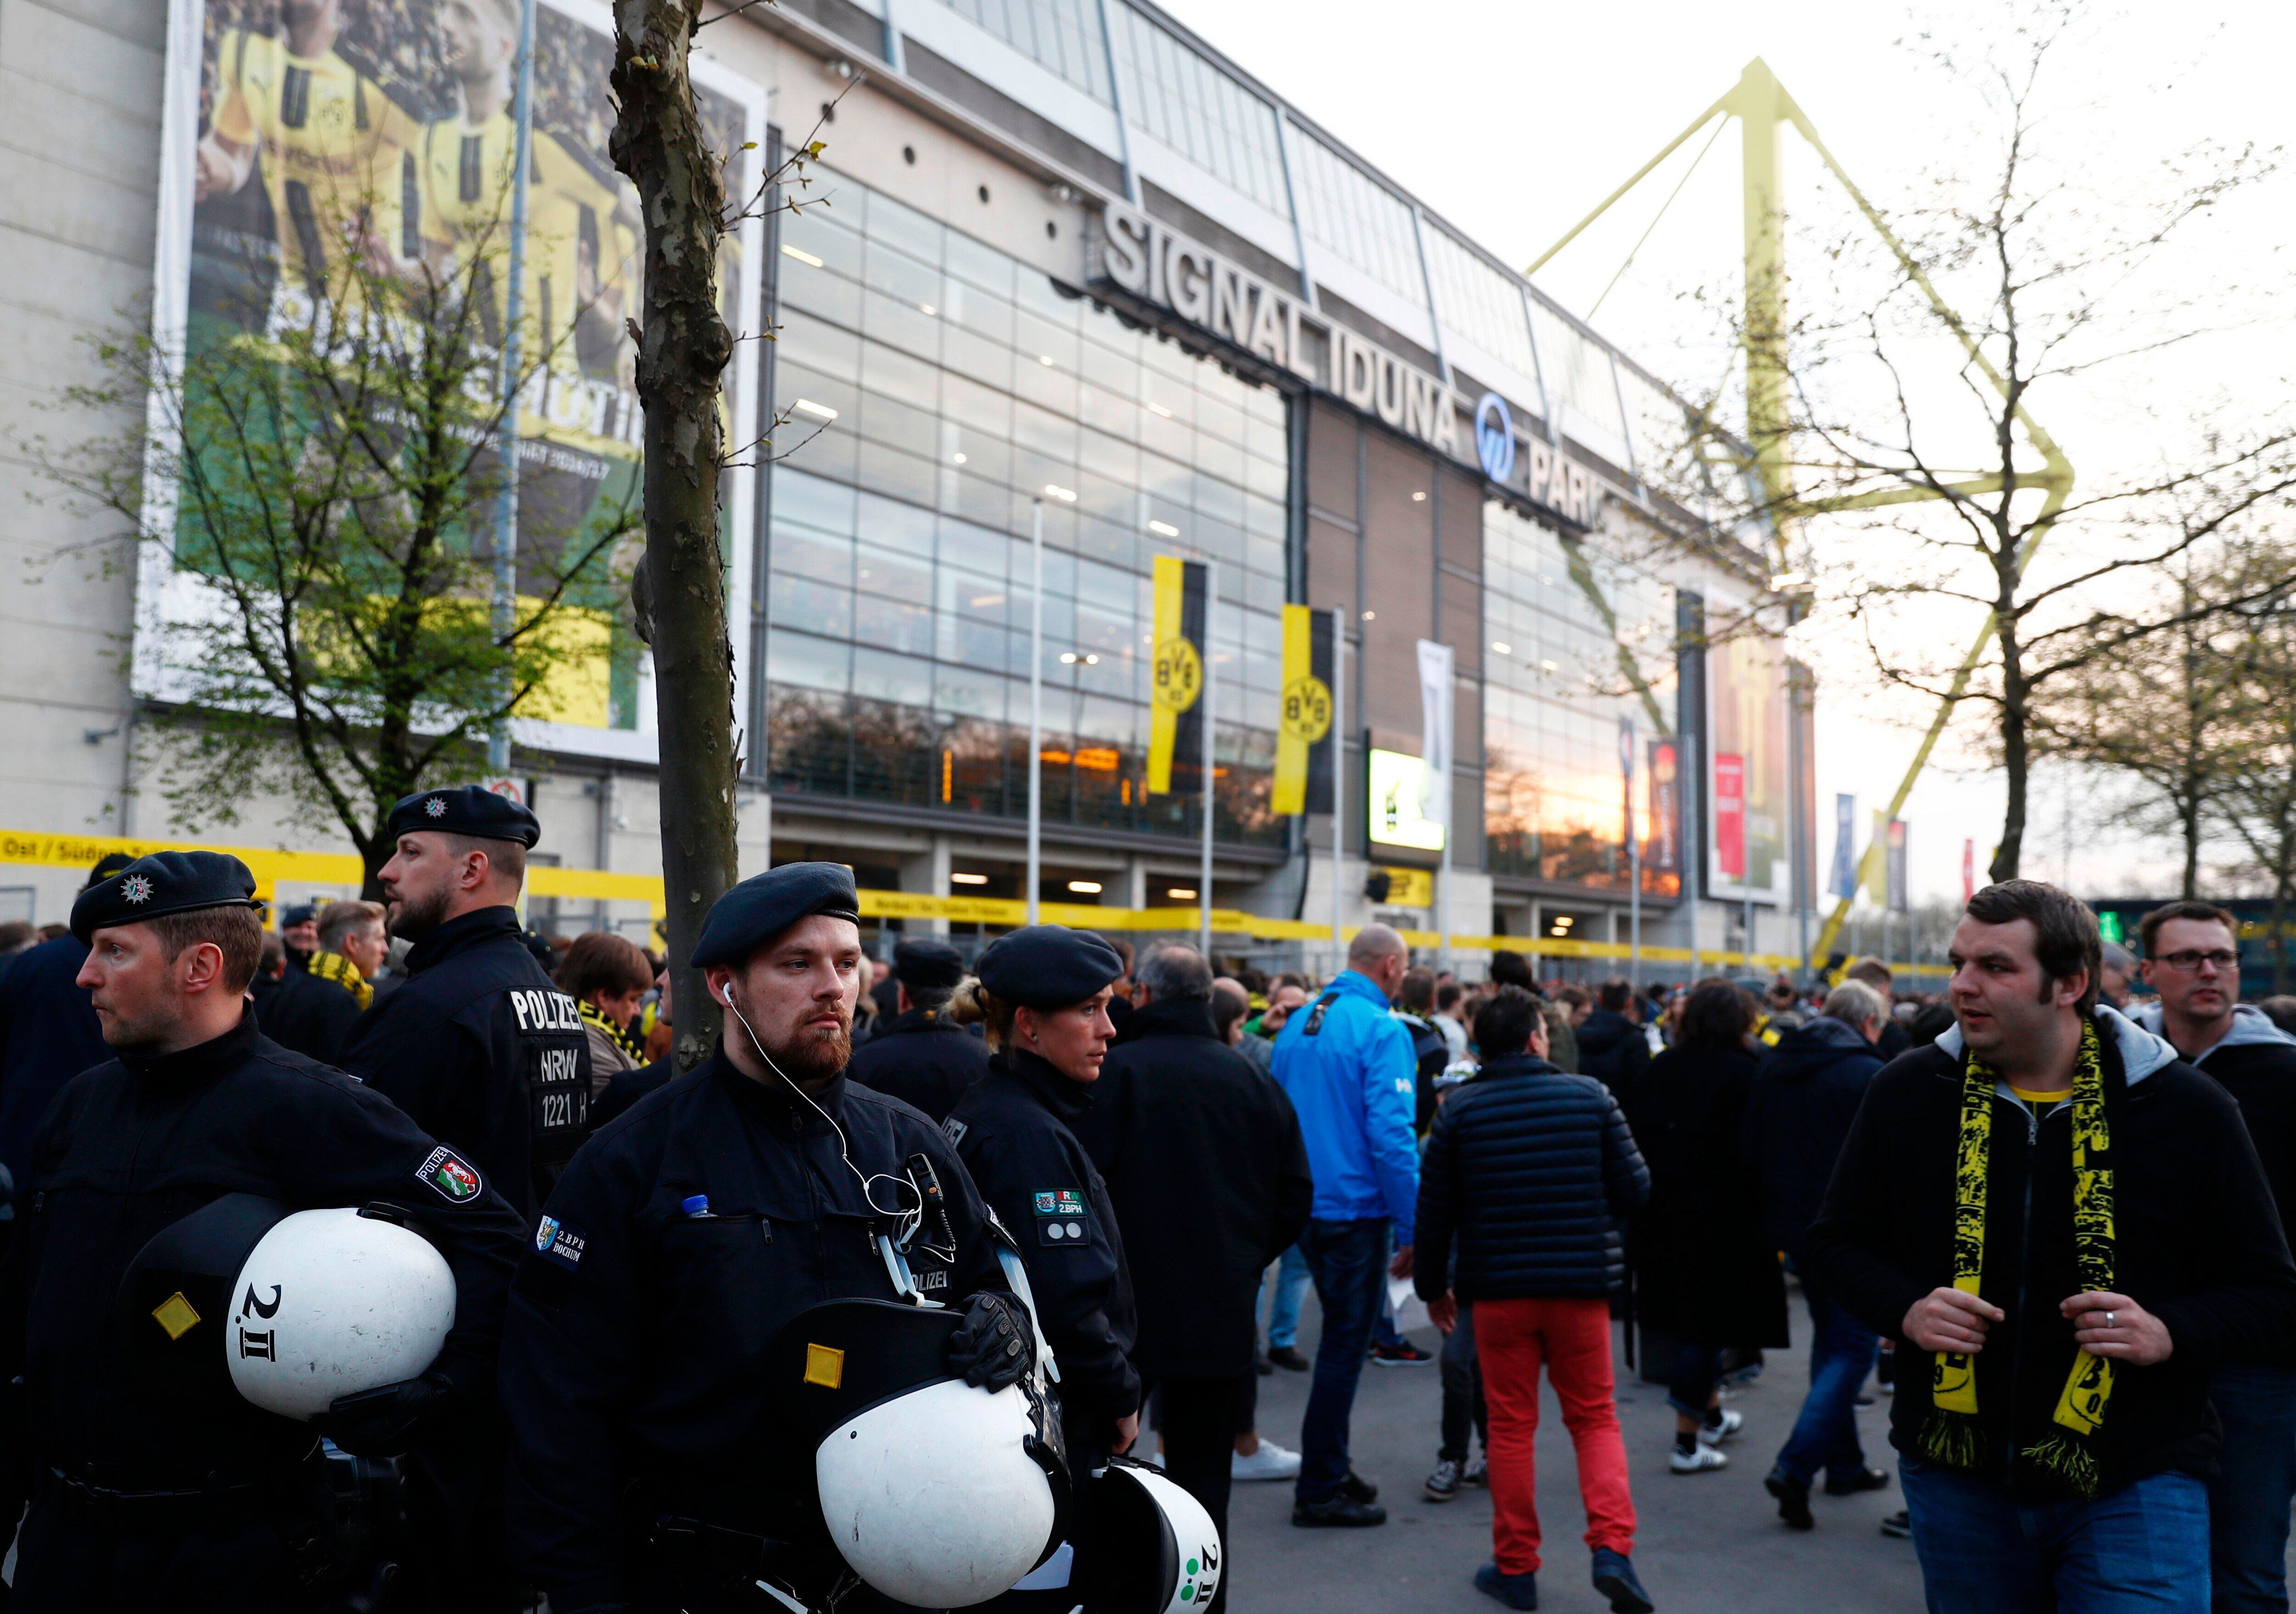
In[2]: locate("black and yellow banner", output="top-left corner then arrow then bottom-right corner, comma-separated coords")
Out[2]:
1148,555 -> 1207,796
1273,604 -> 1335,815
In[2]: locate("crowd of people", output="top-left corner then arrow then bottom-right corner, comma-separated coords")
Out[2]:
2,819 -> 2295,1614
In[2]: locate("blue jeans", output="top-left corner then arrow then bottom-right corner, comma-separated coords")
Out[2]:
1264,1245 -> 1311,1350
1438,1301 -> 1485,1462
1666,1343 -> 1722,1421
1294,1217 -> 1389,1503
1901,1456 -> 2210,1614
1772,1279 -> 1880,1487
2209,1362 -> 2296,1613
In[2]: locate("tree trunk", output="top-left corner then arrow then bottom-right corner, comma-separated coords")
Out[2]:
1992,628 -> 2029,885
611,0 -> 739,1068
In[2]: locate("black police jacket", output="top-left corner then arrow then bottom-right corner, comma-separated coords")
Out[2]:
845,1006 -> 990,1123
497,1047 -> 1007,1613
944,1051 -> 1139,1428
0,934 -> 107,1195
0,1007 -> 527,1493
339,906 -> 592,1219
252,967 -> 361,1066
1075,997 -> 1311,1381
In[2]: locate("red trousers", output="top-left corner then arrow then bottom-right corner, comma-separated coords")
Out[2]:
1474,1295 -> 1637,1574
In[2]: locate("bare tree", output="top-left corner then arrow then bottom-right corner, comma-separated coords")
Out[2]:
610,0 -> 835,1065
33,232 -> 632,894
2212,600 -> 2296,989
1655,11 -> 2296,883
2035,560 -> 2256,898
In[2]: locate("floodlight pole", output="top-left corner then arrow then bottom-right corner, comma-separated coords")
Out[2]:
1027,497 -> 1043,925
1199,561 -> 1216,960
1331,617 -> 1346,970
487,0 -> 538,774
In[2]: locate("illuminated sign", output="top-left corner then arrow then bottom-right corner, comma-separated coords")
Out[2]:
1090,204 -> 1604,527
1367,748 -> 1446,851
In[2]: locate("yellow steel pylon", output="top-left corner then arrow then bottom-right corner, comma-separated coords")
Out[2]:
1529,58 -> 2075,970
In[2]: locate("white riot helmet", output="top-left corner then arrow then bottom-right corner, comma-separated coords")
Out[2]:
1077,1458 -> 1223,1614
819,1377 -> 1060,1605
121,1195 -> 456,1421
769,1298 -> 1067,1608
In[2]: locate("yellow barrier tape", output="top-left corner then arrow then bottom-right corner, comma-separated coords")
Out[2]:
1,826 -> 1941,973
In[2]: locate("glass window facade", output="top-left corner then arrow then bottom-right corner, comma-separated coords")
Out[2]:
1422,224 -> 1538,383
1481,501 -> 1677,893
936,0 -> 1114,103
1527,297 -> 1632,470
1290,131 -> 1427,308
766,171 -> 1292,848
1108,5 -> 1289,218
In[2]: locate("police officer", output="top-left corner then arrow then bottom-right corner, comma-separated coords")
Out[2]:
944,926 -> 1141,1476
339,785 -> 592,1219
845,936 -> 990,1123
0,852 -> 134,1203
497,862 -> 1035,1614
0,851 -> 528,1612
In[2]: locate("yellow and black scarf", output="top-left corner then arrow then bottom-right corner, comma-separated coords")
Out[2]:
306,949 -> 372,1011
578,999 -> 646,1063
1923,1016 -> 2116,1497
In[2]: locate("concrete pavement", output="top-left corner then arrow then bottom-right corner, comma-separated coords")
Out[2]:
1218,1293 -> 1925,1614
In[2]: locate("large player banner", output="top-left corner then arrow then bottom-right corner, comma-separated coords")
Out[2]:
142,0 -> 765,761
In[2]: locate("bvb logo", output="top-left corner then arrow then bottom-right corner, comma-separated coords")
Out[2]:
1281,675 -> 1333,744
1153,637 -> 1203,712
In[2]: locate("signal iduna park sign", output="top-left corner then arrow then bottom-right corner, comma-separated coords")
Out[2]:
1089,202 -> 1601,528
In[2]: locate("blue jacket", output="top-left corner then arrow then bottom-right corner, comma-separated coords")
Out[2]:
1272,969 -> 1419,1242
1413,1052 -> 1650,1303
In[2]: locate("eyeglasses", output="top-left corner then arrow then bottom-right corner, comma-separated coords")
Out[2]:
2156,949 -> 2239,973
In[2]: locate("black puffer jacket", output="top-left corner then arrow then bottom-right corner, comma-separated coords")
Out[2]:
1576,1009 -> 1650,1103
1743,1015 -> 1883,1259
1414,1052 -> 1650,1304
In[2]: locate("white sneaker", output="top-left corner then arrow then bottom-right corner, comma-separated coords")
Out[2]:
1698,1408 -> 1744,1447
1232,1439 -> 1301,1482
1670,1445 -> 1728,1474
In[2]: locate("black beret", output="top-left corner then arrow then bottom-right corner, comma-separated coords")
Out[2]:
690,862 -> 861,969
71,851 -> 264,945
385,785 -> 541,848
280,903 -> 319,927
974,926 -> 1125,1010
893,937 -> 964,992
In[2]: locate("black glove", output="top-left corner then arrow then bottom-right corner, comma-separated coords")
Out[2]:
313,1372 -> 461,1457
947,1292 -> 1033,1393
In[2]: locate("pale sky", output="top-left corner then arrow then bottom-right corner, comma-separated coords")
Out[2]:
1154,0 -> 2296,903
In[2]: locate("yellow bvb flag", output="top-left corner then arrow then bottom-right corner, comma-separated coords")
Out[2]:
1272,604 -> 1335,816
1147,555 -> 1206,796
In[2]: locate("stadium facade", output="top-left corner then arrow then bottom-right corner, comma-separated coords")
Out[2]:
0,0 -> 1817,972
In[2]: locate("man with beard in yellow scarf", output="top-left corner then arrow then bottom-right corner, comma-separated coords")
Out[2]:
1805,880 -> 2296,1613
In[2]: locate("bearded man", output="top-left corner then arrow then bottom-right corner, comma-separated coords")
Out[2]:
340,785 -> 592,1221
496,862 -> 1026,1614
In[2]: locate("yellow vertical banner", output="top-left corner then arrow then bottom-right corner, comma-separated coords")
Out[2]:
1272,604 -> 1334,815
1147,555 -> 1204,795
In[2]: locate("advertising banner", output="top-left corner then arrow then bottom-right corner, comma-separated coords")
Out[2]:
1272,604 -> 1334,816
144,0 -> 765,762
1829,793 -> 1857,900
1416,639 -> 1455,831
1887,818 -> 1909,914
1714,752 -> 1745,880
1147,555 -> 1207,795
1644,737 -> 1683,897
1705,631 -> 1789,902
